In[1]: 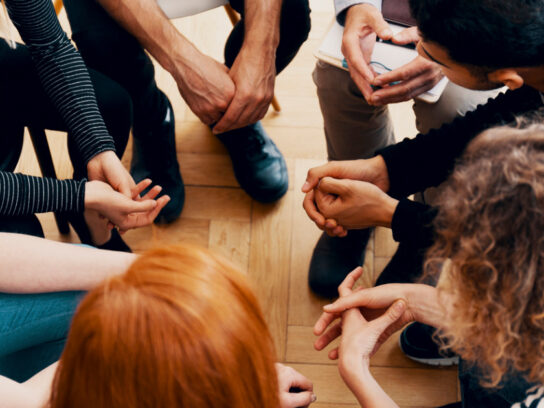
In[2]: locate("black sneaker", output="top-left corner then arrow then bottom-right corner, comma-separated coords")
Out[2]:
216,122 -> 288,203
399,322 -> 459,366
308,229 -> 372,298
131,97 -> 185,224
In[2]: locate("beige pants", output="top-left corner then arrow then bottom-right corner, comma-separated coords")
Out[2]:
313,60 -> 501,162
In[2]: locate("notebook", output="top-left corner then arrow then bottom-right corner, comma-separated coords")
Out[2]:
315,21 -> 448,103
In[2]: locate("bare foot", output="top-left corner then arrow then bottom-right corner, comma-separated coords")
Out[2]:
83,209 -> 112,246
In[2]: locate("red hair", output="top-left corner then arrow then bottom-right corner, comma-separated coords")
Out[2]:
49,244 -> 279,408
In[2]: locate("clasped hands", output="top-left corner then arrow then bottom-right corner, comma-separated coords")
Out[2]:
175,43 -> 275,134
302,156 -> 398,236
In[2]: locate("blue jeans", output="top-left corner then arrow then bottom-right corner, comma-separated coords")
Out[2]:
0,290 -> 85,382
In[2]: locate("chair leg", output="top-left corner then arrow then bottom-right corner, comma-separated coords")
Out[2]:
27,127 -> 71,235
223,4 -> 281,113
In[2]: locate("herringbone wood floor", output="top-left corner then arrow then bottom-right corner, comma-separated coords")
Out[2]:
14,1 -> 458,406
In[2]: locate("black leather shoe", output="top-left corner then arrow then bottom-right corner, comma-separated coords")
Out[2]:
308,229 -> 372,298
216,122 -> 288,203
131,98 -> 185,224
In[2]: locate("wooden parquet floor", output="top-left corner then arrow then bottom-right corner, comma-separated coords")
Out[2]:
14,1 -> 459,406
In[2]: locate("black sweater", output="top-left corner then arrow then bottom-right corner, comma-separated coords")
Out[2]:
376,86 -> 544,247
0,0 -> 117,216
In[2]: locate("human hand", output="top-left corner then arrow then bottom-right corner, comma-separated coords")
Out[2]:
368,27 -> 444,105
276,363 -> 316,408
175,49 -> 236,126
314,271 -> 417,356
84,179 -> 170,231
87,151 -> 136,198
313,269 -> 408,378
212,47 -> 275,134
301,156 -> 390,235
342,4 -> 393,101
313,178 -> 398,231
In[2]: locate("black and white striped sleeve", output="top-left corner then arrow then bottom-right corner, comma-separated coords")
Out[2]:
0,172 -> 86,216
512,386 -> 544,408
4,0 -> 116,165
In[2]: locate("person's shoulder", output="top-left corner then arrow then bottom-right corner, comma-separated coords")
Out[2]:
511,386 -> 544,408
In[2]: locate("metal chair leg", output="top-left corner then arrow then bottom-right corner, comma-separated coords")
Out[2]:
27,127 -> 71,235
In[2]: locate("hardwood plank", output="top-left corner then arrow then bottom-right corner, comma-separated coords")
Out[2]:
290,363 -> 458,407
122,218 -> 210,253
208,219 -> 250,273
248,192 -> 293,360
286,326 -> 458,371
181,186 -> 252,221
288,159 -> 331,327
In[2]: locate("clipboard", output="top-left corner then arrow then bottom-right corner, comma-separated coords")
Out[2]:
315,20 -> 448,103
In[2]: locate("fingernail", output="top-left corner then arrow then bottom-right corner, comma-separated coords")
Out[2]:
302,181 -> 310,191
323,304 -> 332,310
311,393 -> 317,402
373,78 -> 382,86
395,300 -> 405,311
372,96 -> 381,104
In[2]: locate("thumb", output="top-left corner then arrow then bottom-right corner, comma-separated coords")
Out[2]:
392,26 -> 420,45
318,177 -> 348,196
371,300 -> 406,334
284,391 -> 317,407
365,8 -> 393,40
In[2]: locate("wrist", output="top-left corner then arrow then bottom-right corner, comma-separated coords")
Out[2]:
84,181 -> 101,211
377,195 -> 398,228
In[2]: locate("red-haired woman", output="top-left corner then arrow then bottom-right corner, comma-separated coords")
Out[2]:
0,243 -> 316,408
314,124 -> 544,408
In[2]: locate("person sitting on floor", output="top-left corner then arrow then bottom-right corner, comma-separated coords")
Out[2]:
314,123 -> 544,408
0,242 -> 316,408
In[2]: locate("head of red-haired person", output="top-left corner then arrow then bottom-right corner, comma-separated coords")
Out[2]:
49,244 -> 279,408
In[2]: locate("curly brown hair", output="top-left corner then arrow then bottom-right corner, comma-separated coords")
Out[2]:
425,123 -> 544,388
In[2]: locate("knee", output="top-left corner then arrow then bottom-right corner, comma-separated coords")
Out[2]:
281,0 -> 311,47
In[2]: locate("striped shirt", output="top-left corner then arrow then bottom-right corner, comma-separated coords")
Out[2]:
0,173 -> 85,216
513,387 -> 544,408
0,0 -> 117,216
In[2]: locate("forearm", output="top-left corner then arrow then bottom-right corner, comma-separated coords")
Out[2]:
243,0 -> 282,55
6,0 -> 116,164
377,86 -> 543,198
0,173 -> 85,217
97,0 -> 199,81
335,0 -> 382,24
404,284 -> 447,329
0,362 -> 57,408
0,234 -> 136,293
347,367 -> 399,408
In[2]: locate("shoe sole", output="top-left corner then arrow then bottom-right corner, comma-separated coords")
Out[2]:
398,337 -> 459,367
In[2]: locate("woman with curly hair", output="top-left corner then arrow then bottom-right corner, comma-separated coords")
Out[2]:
313,123 -> 544,408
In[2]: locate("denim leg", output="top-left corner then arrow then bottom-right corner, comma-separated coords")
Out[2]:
225,0 -> 311,73
0,290 -> 85,381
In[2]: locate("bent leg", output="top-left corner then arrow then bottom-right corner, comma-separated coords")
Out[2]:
225,0 -> 311,72
0,290 -> 85,381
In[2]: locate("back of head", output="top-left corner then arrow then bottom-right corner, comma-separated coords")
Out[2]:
426,121 -> 544,387
409,0 -> 544,69
49,244 -> 279,408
